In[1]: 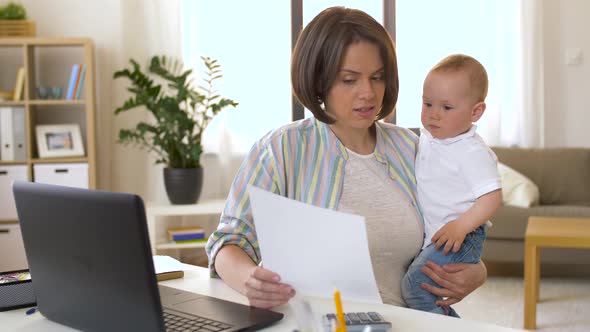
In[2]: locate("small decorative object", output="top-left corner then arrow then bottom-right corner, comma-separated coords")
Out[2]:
35,124 -> 85,158
50,86 -> 62,99
0,269 -> 36,311
0,2 -> 35,37
113,56 -> 238,204
0,90 -> 13,101
36,86 -> 49,99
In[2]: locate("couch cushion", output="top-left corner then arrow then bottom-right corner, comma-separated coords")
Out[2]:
498,162 -> 540,207
491,147 -> 590,205
488,205 -> 590,240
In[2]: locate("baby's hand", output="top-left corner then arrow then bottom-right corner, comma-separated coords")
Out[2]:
431,220 -> 471,255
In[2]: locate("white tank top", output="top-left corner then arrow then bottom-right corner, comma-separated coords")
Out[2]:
338,149 -> 423,306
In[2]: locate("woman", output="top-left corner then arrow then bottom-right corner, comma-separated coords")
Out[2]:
206,6 -> 486,310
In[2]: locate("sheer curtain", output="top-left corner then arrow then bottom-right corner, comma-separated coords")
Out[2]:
479,0 -> 545,147
519,0 -> 545,147
395,0 -> 545,148
111,0 -> 182,202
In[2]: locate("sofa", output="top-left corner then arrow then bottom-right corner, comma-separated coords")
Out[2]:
482,147 -> 590,277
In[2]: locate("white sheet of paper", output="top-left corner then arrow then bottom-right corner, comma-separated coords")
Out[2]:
152,255 -> 199,274
248,186 -> 382,304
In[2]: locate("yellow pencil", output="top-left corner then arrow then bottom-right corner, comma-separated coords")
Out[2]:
334,288 -> 347,332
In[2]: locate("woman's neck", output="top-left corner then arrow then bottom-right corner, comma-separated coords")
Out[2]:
329,123 -> 376,155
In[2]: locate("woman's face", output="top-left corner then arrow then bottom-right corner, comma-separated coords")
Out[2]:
325,41 -> 385,133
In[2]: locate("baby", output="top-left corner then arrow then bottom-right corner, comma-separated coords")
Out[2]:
401,54 -> 502,317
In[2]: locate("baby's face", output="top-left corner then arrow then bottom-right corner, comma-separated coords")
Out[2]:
421,70 -> 479,139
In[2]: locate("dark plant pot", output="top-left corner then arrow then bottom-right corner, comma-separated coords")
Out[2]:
163,167 -> 203,205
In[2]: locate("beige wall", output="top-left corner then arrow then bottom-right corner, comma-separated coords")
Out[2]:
19,0 -> 180,202
20,0 -> 121,194
15,0 -> 590,198
543,0 -> 590,147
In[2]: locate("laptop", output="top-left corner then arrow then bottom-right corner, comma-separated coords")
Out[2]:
12,181 -> 284,332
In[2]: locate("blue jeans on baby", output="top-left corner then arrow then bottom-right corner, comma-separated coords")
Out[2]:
401,225 -> 486,317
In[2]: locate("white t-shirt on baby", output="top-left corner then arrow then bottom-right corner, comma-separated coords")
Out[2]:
416,125 -> 501,249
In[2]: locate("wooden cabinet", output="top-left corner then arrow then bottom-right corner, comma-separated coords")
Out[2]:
0,223 -> 28,271
0,37 -> 96,225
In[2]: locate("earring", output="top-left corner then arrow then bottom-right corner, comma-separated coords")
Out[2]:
317,96 -> 325,111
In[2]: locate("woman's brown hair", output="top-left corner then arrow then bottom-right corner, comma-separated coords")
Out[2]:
291,6 -> 399,124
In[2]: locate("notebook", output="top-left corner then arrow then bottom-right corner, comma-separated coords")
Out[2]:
12,181 -> 284,332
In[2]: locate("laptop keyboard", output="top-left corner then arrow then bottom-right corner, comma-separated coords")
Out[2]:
163,309 -> 233,332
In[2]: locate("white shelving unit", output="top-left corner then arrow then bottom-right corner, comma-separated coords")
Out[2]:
145,200 -> 225,254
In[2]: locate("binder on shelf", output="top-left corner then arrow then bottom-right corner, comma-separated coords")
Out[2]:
0,107 -> 27,161
12,68 -> 25,101
66,64 -> 81,100
74,65 -> 86,100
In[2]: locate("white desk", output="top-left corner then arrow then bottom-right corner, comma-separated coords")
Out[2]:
2,266 -> 525,332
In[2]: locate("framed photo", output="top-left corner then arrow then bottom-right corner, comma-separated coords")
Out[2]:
36,124 -> 85,158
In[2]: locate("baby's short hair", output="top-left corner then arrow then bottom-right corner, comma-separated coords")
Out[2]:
431,54 -> 488,102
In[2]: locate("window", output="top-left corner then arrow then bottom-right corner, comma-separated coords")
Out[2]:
182,1 -> 523,151
395,0 -> 521,144
301,0 -> 384,119
182,1 -> 291,153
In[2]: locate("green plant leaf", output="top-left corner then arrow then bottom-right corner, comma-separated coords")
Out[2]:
0,2 -> 27,19
113,55 -> 238,168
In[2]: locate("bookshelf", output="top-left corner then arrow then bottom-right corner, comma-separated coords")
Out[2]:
0,37 -> 96,226
145,200 -> 226,254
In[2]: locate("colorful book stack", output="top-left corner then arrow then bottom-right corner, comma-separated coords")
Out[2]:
66,64 -> 86,100
166,226 -> 206,244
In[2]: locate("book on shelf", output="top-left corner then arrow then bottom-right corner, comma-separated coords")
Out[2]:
66,64 -> 81,100
166,226 -> 205,242
74,65 -> 86,100
170,233 -> 205,241
170,238 -> 208,244
12,67 -> 25,101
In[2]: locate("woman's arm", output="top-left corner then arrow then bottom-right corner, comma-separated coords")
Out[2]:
215,245 -> 295,309
419,260 -> 487,306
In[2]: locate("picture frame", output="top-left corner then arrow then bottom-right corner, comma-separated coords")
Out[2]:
35,124 -> 85,158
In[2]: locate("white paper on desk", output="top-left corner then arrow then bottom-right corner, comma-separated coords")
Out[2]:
152,255 -> 199,274
248,186 -> 382,304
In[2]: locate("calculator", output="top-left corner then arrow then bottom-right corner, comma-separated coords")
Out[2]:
324,311 -> 392,332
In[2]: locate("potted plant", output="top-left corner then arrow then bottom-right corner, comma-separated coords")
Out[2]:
113,55 -> 238,204
0,2 -> 26,19
0,2 -> 35,37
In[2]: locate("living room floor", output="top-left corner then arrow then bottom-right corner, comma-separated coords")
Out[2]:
455,276 -> 590,331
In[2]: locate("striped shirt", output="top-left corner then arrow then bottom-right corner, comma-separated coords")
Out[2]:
205,117 -> 423,276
